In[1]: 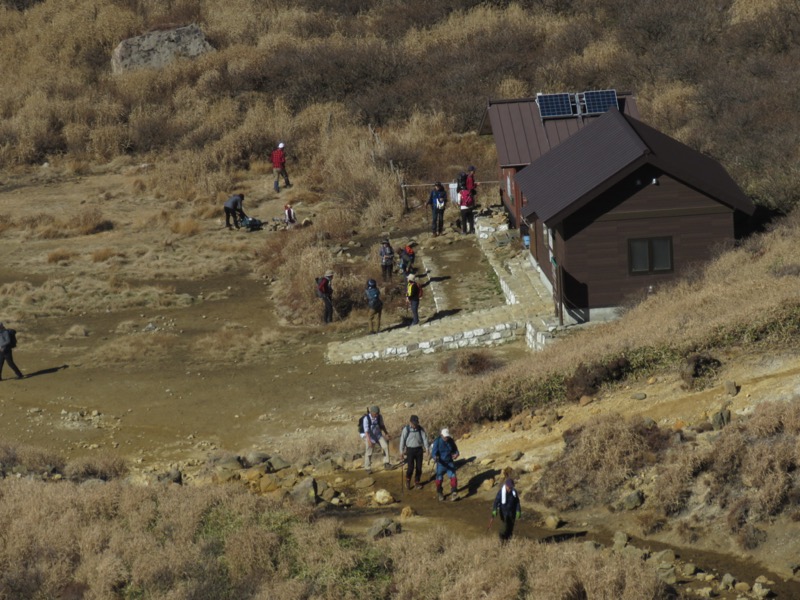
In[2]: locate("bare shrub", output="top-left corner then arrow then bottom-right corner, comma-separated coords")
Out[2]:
68,208 -> 114,236
169,217 -> 201,237
564,357 -> 631,401
65,456 -> 128,482
439,350 -> 498,376
90,247 -> 118,263
47,248 -> 77,264
534,415 -> 669,510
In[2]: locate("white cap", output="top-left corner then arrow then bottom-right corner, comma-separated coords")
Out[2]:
441,428 -> 450,438
278,142 -> 285,149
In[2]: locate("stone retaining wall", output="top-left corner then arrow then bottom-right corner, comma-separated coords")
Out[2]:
349,321 -> 523,363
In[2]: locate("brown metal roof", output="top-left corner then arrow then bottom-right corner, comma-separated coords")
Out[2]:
478,94 -> 640,167
517,109 -> 755,225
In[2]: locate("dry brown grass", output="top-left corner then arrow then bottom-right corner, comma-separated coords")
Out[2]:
90,247 -> 119,262
46,248 -> 77,264
169,216 -> 201,236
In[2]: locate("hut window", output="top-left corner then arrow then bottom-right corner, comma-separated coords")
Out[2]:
628,237 -> 673,275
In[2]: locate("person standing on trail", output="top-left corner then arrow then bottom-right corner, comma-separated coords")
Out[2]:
284,203 -> 296,226
459,187 -> 475,234
428,182 -> 447,236
0,323 -> 23,381
271,142 -> 291,193
379,239 -> 394,282
365,279 -> 383,334
399,415 -> 428,490
431,428 -> 460,501
223,193 -> 246,229
316,269 -> 335,324
466,165 -> 478,202
406,273 -> 422,326
492,478 -> 521,543
361,405 -> 391,473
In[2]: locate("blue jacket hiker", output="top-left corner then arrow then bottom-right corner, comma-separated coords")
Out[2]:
428,182 -> 447,236
431,428 -> 459,502
365,279 -> 382,334
492,478 -> 521,542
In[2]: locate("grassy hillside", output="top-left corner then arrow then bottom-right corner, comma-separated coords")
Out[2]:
1,0 -> 799,213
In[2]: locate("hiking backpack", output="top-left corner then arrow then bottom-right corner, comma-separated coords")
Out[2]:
359,413 -> 383,435
366,287 -> 382,311
456,172 -> 468,192
315,276 -> 328,298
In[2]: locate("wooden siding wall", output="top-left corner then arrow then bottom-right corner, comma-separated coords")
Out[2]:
560,174 -> 734,309
499,166 -> 523,228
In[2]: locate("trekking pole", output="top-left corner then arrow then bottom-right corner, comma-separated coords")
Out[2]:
400,454 -> 405,498
487,516 -> 495,531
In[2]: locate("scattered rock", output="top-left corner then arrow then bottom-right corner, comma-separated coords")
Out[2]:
480,477 -> 495,491
321,487 -> 336,502
242,451 -> 270,467
313,458 -> 338,475
258,473 -> 281,493
544,514 -> 563,529
733,582 -> 751,593
268,456 -> 291,472
751,582 -> 771,598
355,477 -> 375,489
578,395 -> 594,407
509,451 -> 523,461
657,564 -> 677,585
622,490 -> 644,510
647,376 -> 657,385
695,586 -> 715,598
373,489 -> 394,505
720,573 -> 736,590
623,545 -> 647,561
289,477 -> 317,507
711,409 -> 731,431
111,24 -> 214,74
480,458 -> 494,466
682,563 -> 697,576
631,392 -> 647,400
613,531 -> 629,549
366,517 -> 400,540
400,506 -> 417,518
724,380 -> 739,396
652,549 -> 675,564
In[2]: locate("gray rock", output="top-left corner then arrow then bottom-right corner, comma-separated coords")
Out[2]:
268,456 -> 291,472
720,573 -> 736,589
622,545 -> 646,561
366,517 -> 400,540
509,451 -> 523,461
622,490 -> 644,510
289,477 -> 317,507
652,549 -> 675,564
711,409 -> 731,431
242,451 -> 270,468
751,582 -> 770,599
724,380 -> 739,396
373,489 -> 394,505
157,469 -> 182,485
355,476 -> 375,489
544,514 -> 563,529
321,487 -> 336,502
313,458 -> 338,475
111,24 -> 214,74
682,563 -> 697,576
613,531 -> 629,549
631,392 -> 648,400
657,564 -> 677,585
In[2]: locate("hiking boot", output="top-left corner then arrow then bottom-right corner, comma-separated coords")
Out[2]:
405,479 -> 411,490
437,491 -> 445,502
449,492 -> 458,502
414,483 -> 423,490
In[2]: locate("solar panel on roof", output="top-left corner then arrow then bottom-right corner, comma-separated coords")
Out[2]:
583,89 -> 618,114
537,93 -> 574,118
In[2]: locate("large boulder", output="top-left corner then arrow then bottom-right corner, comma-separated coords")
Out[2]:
111,24 -> 214,74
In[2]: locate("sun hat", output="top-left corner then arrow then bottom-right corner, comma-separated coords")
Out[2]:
407,274 -> 416,281
441,428 -> 450,438
278,142 -> 285,148
324,270 -> 334,277
370,405 -> 380,414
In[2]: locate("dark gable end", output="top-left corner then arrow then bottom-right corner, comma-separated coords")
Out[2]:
517,108 -> 754,226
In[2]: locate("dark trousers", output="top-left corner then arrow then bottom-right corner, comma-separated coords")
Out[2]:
461,208 -> 474,233
0,348 -> 22,380
224,207 -> 243,228
321,295 -> 333,323
381,263 -> 393,281
409,299 -> 419,325
499,513 -> 516,542
405,447 -> 423,482
431,208 -> 444,234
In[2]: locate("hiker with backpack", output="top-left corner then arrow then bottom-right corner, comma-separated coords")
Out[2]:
399,415 -> 429,490
0,323 -> 23,381
271,142 -> 291,193
379,239 -> 394,282
399,244 -> 415,277
466,165 -> 478,201
406,273 -> 422,326
492,478 -> 522,543
428,182 -> 447,236
316,270 -> 335,324
223,193 -> 247,229
431,428 -> 460,501
360,405 -> 391,473
459,187 -> 475,234
284,203 -> 296,226
365,279 -> 383,334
